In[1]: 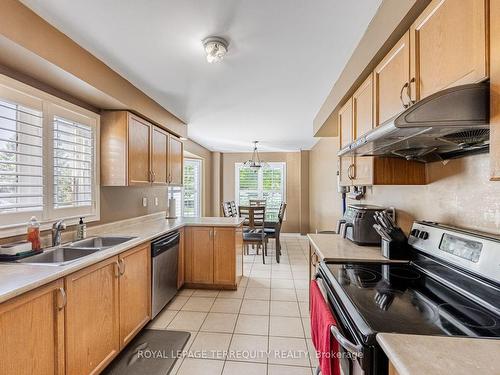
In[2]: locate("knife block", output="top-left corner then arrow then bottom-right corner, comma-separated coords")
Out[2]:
381,239 -> 411,260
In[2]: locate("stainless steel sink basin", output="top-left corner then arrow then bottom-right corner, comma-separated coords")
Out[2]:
17,247 -> 100,266
69,236 -> 136,249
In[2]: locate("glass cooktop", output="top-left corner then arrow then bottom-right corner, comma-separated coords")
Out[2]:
322,262 -> 500,341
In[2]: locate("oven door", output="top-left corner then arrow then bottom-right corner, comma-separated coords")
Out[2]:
316,270 -> 372,375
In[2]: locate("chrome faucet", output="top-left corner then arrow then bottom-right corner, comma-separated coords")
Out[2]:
52,220 -> 67,247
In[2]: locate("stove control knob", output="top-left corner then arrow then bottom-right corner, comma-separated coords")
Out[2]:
411,229 -> 420,237
418,231 -> 429,240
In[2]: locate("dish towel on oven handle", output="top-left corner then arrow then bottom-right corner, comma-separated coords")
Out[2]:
310,279 -> 341,375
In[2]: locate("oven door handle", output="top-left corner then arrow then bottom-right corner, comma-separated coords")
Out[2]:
330,325 -> 363,357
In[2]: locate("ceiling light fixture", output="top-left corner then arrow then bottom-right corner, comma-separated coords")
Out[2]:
202,36 -> 228,63
244,141 -> 269,169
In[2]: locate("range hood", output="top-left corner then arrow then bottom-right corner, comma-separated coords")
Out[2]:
338,83 -> 490,162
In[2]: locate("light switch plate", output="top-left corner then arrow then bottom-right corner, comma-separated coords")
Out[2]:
154,197 -> 159,206
142,197 -> 148,207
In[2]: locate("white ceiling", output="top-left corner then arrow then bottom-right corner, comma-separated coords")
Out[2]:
21,0 -> 381,152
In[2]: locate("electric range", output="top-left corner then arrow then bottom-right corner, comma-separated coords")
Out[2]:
316,221 -> 500,375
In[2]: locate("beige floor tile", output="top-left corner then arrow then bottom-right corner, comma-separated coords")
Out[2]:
228,334 -> 268,363
166,296 -> 189,310
268,336 -> 310,367
218,287 -> 246,299
247,277 -> 271,288
302,318 -> 311,338
239,276 -> 250,287
222,361 -> 267,375
200,313 -> 238,333
176,358 -> 224,375
272,272 -> 294,280
177,288 -> 195,297
271,288 -> 297,302
192,289 -> 220,298
295,289 -> 309,302
210,298 -> 242,313
244,287 -> 271,300
298,302 -> 310,318
188,332 -> 232,359
146,309 -> 177,329
269,316 -> 304,338
235,314 -> 269,336
294,279 -> 310,290
271,278 -> 295,289
167,311 -> 207,331
306,339 -> 319,367
240,299 -> 270,316
270,301 -> 301,317
268,364 -> 314,375
181,297 -> 216,312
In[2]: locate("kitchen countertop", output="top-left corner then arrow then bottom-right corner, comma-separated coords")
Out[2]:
0,214 -> 244,304
377,333 -> 500,375
307,233 -> 394,262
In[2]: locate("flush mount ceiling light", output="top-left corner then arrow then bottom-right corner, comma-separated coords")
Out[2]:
202,36 -> 228,63
243,141 -> 269,169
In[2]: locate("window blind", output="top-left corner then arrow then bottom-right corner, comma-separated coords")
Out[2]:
183,159 -> 201,217
0,99 -> 43,214
53,116 -> 93,209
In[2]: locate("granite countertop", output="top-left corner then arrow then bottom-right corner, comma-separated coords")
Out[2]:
377,333 -> 500,375
307,233 -> 395,262
0,215 -> 244,304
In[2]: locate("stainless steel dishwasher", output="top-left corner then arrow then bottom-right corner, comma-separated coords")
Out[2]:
151,230 -> 179,318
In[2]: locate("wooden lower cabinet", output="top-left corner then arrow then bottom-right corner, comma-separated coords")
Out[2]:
118,243 -> 151,349
178,228 -> 185,288
65,256 -> 120,375
0,280 -> 65,375
389,361 -> 400,375
185,226 -> 242,289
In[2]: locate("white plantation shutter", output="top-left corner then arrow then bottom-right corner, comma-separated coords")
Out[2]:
182,158 -> 202,217
0,90 -> 44,226
235,162 -> 286,221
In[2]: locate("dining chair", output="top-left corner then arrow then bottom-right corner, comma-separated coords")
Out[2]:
230,201 -> 238,217
221,201 -> 232,217
249,199 -> 267,207
264,202 -> 287,263
239,205 -> 268,264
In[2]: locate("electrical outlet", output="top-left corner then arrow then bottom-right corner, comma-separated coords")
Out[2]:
142,197 -> 148,207
154,197 -> 159,206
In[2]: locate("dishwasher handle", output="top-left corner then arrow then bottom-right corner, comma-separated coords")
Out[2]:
151,231 -> 180,257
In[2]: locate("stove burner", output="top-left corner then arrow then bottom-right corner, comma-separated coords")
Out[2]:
389,267 -> 421,280
345,266 -> 381,283
438,304 -> 498,329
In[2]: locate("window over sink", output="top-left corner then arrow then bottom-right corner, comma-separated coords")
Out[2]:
0,75 -> 100,234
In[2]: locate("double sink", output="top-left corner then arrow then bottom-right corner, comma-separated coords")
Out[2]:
16,236 -> 136,266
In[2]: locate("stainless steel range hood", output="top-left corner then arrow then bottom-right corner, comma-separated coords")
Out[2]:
338,83 -> 490,162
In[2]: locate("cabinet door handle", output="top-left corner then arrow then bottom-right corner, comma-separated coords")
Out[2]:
57,287 -> 67,310
407,77 -> 416,106
351,163 -> 356,179
347,164 -> 353,180
213,230 -> 217,238
151,171 -> 156,183
114,260 -> 121,278
400,82 -> 410,108
118,258 -> 126,276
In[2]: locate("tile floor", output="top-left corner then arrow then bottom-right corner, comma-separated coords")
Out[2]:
147,234 -> 317,375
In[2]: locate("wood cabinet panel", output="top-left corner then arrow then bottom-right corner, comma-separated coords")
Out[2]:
0,280 -> 65,375
128,114 -> 151,185
410,0 -> 488,101
213,227 -> 236,285
491,0 -> 500,180
65,256 -> 120,375
374,32 -> 410,126
169,135 -> 183,185
178,228 -> 185,288
118,243 -> 151,349
352,74 -> 374,186
151,126 -> 168,185
338,98 -> 354,186
185,227 -> 214,284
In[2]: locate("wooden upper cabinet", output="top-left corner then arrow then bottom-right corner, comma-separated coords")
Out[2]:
118,243 -> 151,349
101,111 -> 183,186
213,227 -> 236,285
128,114 -> 152,185
169,135 -> 183,185
151,126 -> 168,185
65,256 -> 120,375
352,74 -> 374,186
410,0 -> 488,102
0,280 -> 65,375
374,32 -> 410,126
338,98 -> 354,186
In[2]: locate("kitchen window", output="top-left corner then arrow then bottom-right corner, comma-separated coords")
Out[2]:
235,162 -> 286,221
0,75 -> 99,234
170,158 -> 203,217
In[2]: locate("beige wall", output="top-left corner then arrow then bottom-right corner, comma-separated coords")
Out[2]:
221,152 -> 308,233
309,139 -> 500,235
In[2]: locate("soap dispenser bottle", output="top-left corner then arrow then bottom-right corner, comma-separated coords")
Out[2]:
76,217 -> 87,240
